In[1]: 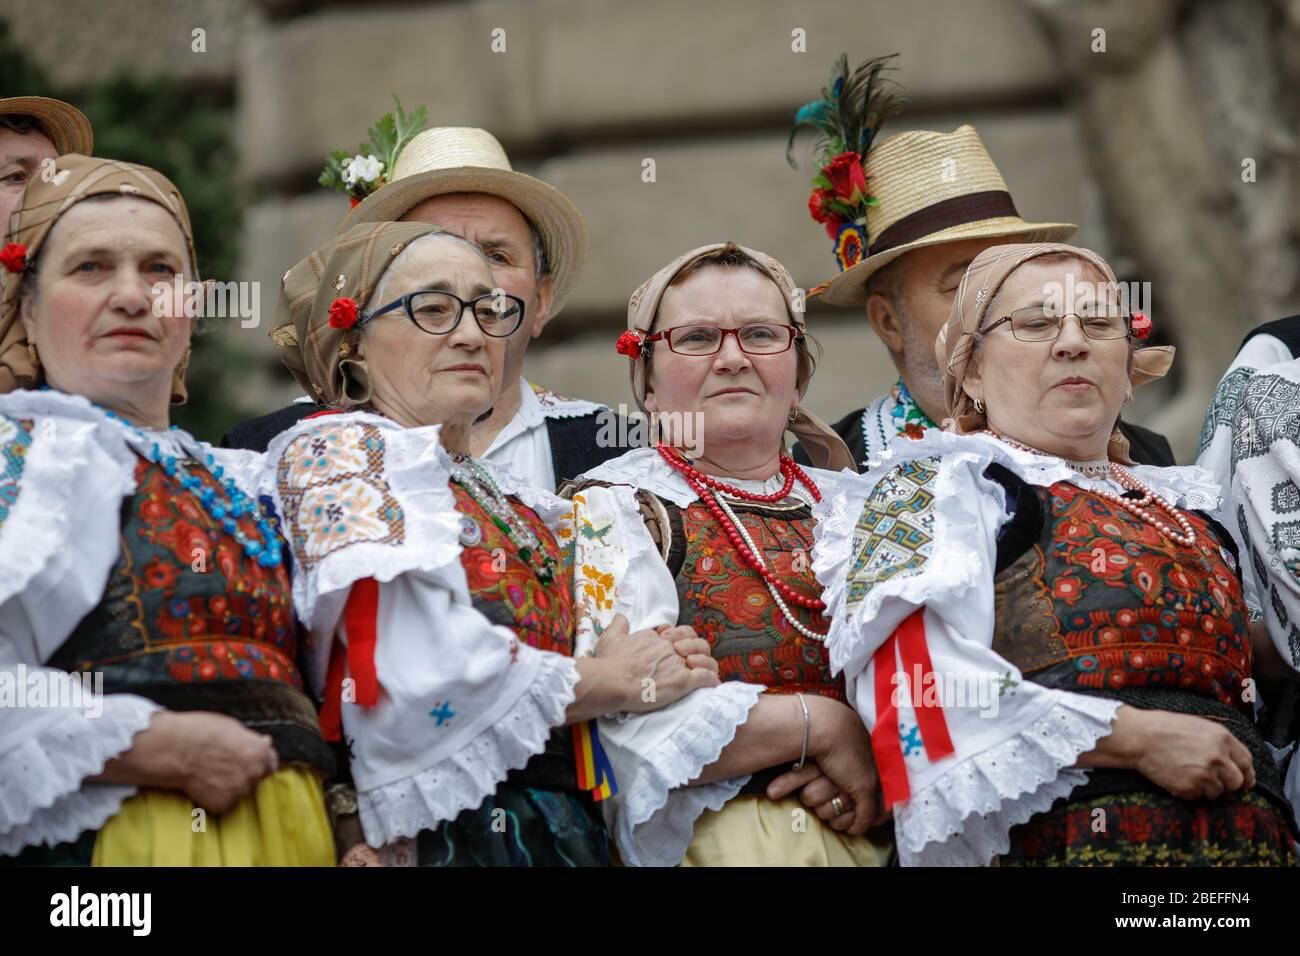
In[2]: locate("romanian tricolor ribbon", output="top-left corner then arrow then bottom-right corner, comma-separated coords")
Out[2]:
572,719 -> 617,801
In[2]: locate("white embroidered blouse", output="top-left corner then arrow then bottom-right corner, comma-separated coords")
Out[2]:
565,448 -> 842,867
263,409 -> 582,848
813,429 -> 1225,866
0,389 -> 263,856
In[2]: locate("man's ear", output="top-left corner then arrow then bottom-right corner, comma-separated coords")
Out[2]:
530,274 -> 556,338
865,292 -> 905,355
642,382 -> 658,414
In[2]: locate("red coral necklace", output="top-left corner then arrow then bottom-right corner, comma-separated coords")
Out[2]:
656,443 -> 827,638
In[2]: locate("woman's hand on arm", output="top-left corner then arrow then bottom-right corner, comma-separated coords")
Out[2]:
566,614 -> 721,722
1076,704 -> 1255,800
89,710 -> 279,814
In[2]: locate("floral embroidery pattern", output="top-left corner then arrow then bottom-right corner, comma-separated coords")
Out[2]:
1004,790 -> 1294,867
277,422 -> 404,569
0,415 -> 34,530
452,483 -> 573,656
845,457 -> 939,610
999,482 -> 1252,708
52,457 -> 301,688
677,501 -> 841,700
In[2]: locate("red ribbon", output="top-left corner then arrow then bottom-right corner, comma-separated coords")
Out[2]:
870,609 -> 956,807
318,576 -> 383,740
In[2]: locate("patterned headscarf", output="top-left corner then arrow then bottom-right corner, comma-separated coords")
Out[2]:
622,242 -> 853,472
935,242 -> 1175,463
0,154 -> 197,402
270,221 -> 450,407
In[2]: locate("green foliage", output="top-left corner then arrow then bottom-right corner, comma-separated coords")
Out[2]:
0,18 -> 243,441
318,96 -> 428,201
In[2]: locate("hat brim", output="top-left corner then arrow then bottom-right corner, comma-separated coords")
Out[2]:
339,166 -> 588,318
817,216 -> 1078,307
0,97 -> 93,156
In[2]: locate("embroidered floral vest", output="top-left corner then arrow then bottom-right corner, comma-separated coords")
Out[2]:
49,456 -> 332,774
991,475 -> 1251,710
663,496 -> 843,702
450,483 -> 573,656
450,482 -> 580,793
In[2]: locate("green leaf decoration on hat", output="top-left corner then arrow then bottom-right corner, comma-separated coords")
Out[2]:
319,96 -> 429,204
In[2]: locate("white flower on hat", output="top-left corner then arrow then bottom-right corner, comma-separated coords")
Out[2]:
341,154 -> 384,188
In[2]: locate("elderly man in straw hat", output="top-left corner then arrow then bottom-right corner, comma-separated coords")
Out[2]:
225,112 -> 620,492
0,96 -> 93,229
788,55 -> 1174,469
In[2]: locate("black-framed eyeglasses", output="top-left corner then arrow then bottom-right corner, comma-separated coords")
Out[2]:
977,307 -> 1134,343
364,290 -> 526,337
642,323 -> 799,356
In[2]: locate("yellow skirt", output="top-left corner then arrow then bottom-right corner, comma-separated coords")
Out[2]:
680,795 -> 893,867
92,766 -> 335,867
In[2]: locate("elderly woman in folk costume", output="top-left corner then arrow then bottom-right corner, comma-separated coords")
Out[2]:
264,220 -> 719,867
0,155 -> 335,865
814,242 -> 1297,866
558,242 -> 892,867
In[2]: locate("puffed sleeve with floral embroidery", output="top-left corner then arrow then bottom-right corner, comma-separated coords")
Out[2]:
565,481 -> 765,867
265,411 -> 580,848
0,390 -> 164,856
813,430 -> 1122,867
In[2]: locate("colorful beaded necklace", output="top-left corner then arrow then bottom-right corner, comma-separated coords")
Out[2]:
86,397 -> 284,568
655,443 -> 827,638
450,454 -> 556,585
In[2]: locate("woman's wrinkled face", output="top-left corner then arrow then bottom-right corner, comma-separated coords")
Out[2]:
964,258 -> 1132,454
20,197 -> 192,406
644,265 -> 800,455
360,238 -> 503,427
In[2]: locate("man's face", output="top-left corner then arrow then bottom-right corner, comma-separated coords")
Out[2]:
0,125 -> 58,232
865,236 -> 1006,421
401,192 -> 555,396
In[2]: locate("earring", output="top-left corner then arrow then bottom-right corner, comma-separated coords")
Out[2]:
788,407 -> 798,425
973,396 -> 984,414
1122,386 -> 1134,407
26,342 -> 39,370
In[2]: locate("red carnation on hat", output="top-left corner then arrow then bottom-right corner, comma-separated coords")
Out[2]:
328,297 -> 359,330
807,189 -> 844,239
1130,310 -> 1152,340
0,242 -> 27,273
615,330 -> 643,359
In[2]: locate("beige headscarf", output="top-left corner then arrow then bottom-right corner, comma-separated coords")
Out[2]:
0,154 -> 198,402
271,220 -> 450,406
624,242 -> 854,472
935,242 -> 1175,463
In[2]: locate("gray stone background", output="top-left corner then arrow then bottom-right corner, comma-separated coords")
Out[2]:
6,0 -> 1297,459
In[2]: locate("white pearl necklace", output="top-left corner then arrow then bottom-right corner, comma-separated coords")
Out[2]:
985,431 -> 1198,548
712,492 -> 828,639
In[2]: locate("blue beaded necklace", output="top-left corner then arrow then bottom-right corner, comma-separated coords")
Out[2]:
55,390 -> 284,569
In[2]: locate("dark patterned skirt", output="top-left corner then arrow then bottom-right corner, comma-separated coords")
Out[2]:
1002,788 -> 1296,866
414,784 -> 610,867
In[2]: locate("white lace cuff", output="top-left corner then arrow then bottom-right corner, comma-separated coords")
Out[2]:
356,651 -> 580,847
896,693 -> 1120,866
610,681 -> 765,867
0,693 -> 160,855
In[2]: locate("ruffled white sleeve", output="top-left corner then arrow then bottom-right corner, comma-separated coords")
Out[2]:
1221,359 -> 1300,671
267,412 -> 580,847
567,482 -> 764,867
813,431 -> 1121,866
0,394 -> 162,854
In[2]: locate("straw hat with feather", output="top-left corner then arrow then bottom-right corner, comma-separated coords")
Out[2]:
816,124 -> 1076,306
0,96 -> 93,156
341,127 -> 588,316
788,54 -> 1074,308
